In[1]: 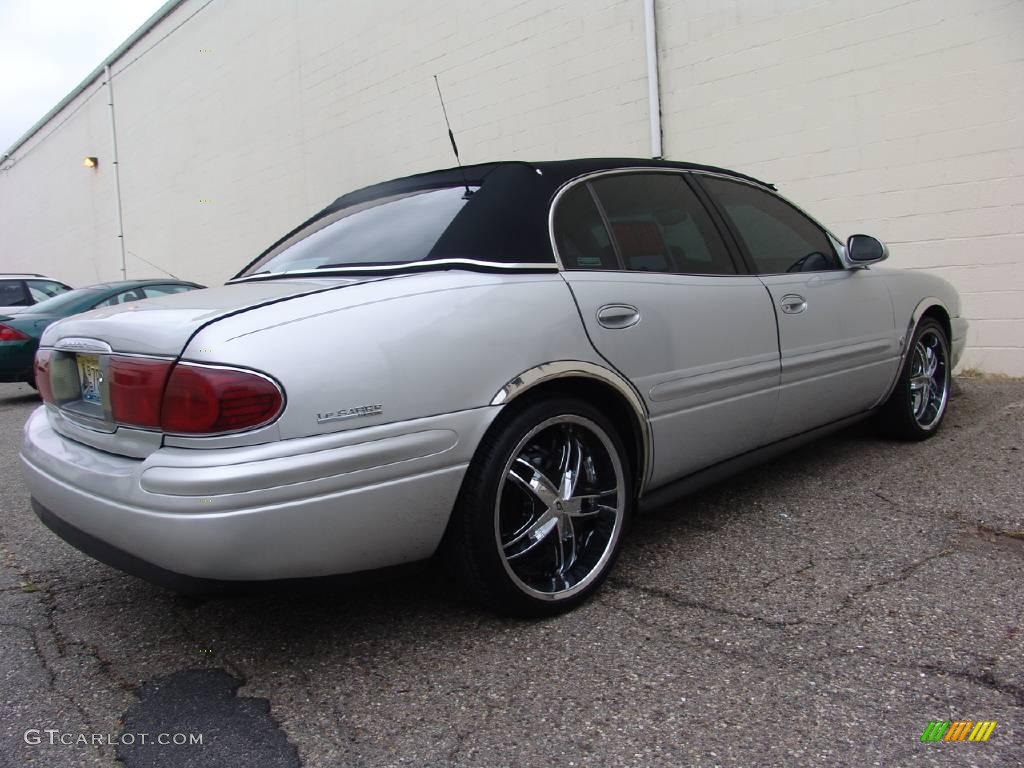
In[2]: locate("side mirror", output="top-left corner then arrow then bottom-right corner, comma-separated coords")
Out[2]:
846,234 -> 888,266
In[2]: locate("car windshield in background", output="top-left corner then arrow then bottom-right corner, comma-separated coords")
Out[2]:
21,288 -> 103,315
242,186 -> 480,277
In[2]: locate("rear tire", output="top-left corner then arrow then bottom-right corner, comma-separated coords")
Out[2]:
443,397 -> 632,617
877,318 -> 950,441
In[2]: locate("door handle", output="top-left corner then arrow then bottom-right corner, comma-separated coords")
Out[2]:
596,304 -> 641,329
780,294 -> 807,314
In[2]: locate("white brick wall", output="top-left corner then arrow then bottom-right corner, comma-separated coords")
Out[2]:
1,0 -> 650,287
658,0 -> 1024,374
1,0 -> 1022,374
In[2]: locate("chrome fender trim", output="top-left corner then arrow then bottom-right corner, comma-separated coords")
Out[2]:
491,360 -> 653,495
875,296 -> 951,407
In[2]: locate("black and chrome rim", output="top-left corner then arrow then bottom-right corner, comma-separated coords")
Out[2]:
909,328 -> 949,430
494,415 -> 626,601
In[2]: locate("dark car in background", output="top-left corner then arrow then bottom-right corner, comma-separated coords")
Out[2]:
0,274 -> 72,315
0,279 -> 203,387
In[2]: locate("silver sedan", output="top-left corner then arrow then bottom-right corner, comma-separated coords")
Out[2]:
20,159 -> 966,616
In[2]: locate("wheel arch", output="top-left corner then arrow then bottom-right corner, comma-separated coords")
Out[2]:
876,297 -> 952,406
490,362 -> 651,496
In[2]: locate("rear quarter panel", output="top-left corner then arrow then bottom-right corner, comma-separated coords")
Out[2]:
180,272 -> 604,441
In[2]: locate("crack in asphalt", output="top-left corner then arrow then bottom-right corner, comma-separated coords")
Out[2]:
609,578 -> 810,629
836,545 -> 956,613
761,558 -> 815,589
917,663 -> 1024,708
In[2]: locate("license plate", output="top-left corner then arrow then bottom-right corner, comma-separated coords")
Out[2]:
76,354 -> 103,405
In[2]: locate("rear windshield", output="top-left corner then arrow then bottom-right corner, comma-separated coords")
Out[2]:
237,163 -> 558,278
21,288 -> 103,315
241,186 -> 480,276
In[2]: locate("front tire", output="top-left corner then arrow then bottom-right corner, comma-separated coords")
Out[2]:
878,318 -> 951,440
444,397 -> 632,617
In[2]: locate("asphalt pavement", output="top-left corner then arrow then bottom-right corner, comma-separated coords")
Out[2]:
1,378 -> 1021,767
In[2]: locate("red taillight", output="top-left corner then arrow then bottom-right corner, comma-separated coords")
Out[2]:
34,349 -> 54,403
160,364 -> 283,434
0,324 -> 29,341
109,357 -> 172,428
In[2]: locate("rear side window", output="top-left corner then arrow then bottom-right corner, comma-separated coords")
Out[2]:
590,173 -> 735,275
0,280 -> 30,306
94,288 -> 147,308
554,174 -> 735,274
552,185 -> 619,270
701,176 -> 840,274
27,280 -> 69,302
143,284 -> 194,298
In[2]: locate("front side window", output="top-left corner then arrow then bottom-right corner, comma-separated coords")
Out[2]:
701,176 -> 840,274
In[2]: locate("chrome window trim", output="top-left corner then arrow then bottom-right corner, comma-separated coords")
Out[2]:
228,258 -> 559,283
547,166 -> 761,276
491,360 -> 653,495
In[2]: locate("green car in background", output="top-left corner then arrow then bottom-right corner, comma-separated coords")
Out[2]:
0,279 -> 203,388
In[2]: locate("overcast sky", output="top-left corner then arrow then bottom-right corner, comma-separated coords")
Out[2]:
0,0 -> 166,151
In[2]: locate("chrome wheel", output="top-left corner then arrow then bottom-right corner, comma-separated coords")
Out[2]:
909,328 -> 948,430
494,414 -> 626,601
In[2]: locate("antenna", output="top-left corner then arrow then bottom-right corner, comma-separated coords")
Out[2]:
127,250 -> 180,279
433,75 -> 472,197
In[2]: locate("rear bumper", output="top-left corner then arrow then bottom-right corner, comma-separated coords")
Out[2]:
20,405 -> 497,582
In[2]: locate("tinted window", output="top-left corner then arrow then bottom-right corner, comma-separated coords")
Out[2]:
93,288 -> 147,308
701,177 -> 839,273
552,185 -> 619,270
242,186 -> 481,276
22,288 -> 103,315
0,280 -> 30,306
143,284 -> 194,298
27,280 -> 69,302
591,173 -> 735,275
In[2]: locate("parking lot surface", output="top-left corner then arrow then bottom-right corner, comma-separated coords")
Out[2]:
1,379 -> 1021,768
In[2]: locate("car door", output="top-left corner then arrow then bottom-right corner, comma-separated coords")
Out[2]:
697,174 -> 899,441
555,171 -> 781,488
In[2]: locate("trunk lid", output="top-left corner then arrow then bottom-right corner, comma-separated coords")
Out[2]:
37,277 -> 372,456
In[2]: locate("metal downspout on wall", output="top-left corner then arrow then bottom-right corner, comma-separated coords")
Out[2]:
105,64 -> 128,279
643,0 -> 663,159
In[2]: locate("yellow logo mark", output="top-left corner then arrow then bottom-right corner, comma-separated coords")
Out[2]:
967,721 -> 997,742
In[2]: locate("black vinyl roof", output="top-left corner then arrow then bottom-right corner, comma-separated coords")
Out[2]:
238,159 -> 774,276
324,158 -> 773,210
